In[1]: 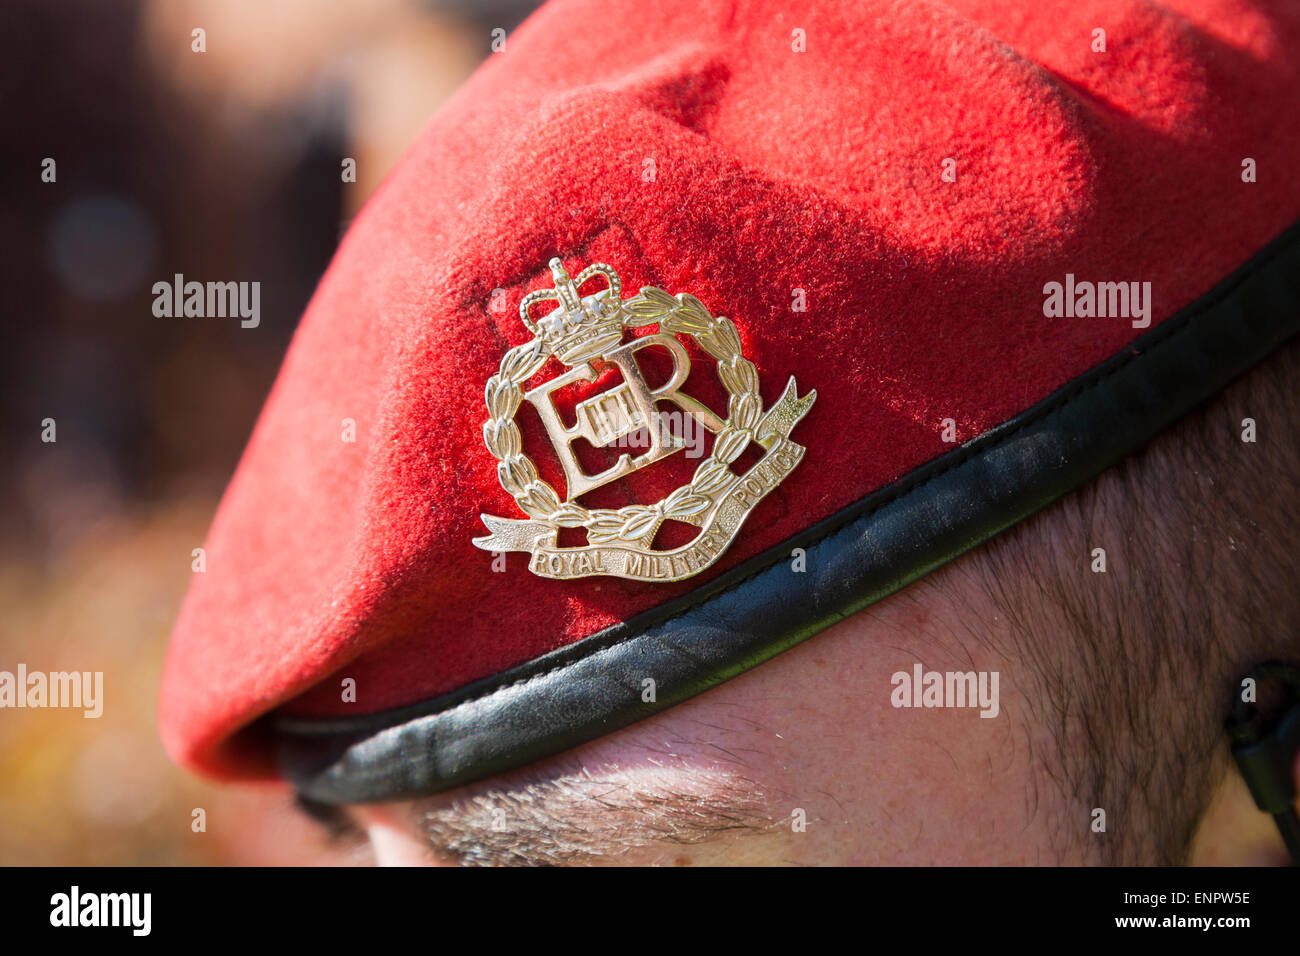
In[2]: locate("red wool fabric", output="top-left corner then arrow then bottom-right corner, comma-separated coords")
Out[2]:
160,0 -> 1300,780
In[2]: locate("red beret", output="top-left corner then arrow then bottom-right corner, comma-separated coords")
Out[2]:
161,0 -> 1300,800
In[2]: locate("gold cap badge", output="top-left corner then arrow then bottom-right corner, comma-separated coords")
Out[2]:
475,258 -> 815,582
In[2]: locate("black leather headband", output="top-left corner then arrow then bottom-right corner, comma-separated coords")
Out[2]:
273,218 -> 1300,805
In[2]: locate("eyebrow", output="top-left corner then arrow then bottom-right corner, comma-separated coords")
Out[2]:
410,764 -> 779,866
293,793 -> 371,852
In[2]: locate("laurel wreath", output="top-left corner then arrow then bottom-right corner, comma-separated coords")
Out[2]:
482,287 -> 762,546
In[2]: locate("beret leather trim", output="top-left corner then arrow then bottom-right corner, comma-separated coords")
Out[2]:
273,218 -> 1300,804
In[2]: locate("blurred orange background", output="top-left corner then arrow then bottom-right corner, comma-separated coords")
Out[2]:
0,0 -> 538,865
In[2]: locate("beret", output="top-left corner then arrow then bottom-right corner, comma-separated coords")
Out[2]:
160,0 -> 1300,801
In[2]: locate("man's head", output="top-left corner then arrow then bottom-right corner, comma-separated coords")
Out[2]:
159,0 -> 1300,866
303,338 -> 1300,866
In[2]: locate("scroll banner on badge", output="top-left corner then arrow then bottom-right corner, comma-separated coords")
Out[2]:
475,382 -> 815,581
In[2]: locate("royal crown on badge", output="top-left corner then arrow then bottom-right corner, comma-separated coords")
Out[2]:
521,259 -> 625,366
475,257 -> 816,583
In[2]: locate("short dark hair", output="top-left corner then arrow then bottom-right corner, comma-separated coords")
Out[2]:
966,336 -> 1300,864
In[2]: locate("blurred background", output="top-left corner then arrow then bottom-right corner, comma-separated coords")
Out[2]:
1,0 -> 540,865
